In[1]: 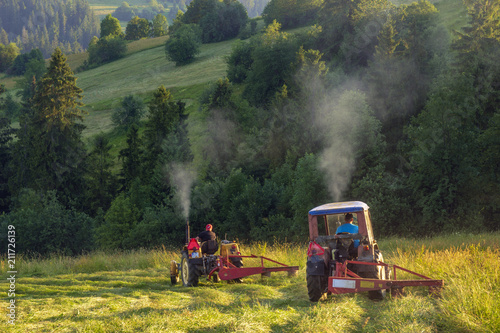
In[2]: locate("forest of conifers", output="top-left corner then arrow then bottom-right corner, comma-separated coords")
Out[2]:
0,0 -> 499,255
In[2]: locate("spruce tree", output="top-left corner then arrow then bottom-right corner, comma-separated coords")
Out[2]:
119,124 -> 143,191
0,85 -> 16,213
142,86 -> 183,179
85,134 -> 117,216
10,48 -> 87,203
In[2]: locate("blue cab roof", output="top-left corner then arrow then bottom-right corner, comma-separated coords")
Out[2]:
308,201 -> 369,216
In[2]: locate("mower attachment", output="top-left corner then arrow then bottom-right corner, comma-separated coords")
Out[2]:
330,260 -> 444,296
215,255 -> 299,281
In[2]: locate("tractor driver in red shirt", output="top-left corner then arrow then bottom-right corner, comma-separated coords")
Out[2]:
197,224 -> 218,254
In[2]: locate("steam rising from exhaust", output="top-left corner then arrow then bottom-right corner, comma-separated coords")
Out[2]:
170,163 -> 196,219
304,76 -> 367,201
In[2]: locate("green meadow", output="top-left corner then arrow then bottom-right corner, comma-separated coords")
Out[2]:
0,0 -> 469,140
1,233 -> 499,332
75,37 -> 232,137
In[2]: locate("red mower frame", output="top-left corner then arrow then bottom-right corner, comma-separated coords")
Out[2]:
330,259 -> 444,296
210,254 -> 299,281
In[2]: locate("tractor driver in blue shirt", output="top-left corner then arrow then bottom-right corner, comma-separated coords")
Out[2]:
335,213 -> 360,249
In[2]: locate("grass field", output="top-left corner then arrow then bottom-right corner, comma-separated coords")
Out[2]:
391,0 -> 468,31
0,233 -> 498,332
88,0 -> 174,21
88,0 -> 151,7
75,37 -> 233,137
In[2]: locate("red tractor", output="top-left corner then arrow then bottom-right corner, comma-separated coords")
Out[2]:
306,201 -> 443,302
171,222 -> 298,286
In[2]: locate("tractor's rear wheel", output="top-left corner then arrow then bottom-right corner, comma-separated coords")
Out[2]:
181,253 -> 199,287
307,274 -> 327,302
367,251 -> 387,300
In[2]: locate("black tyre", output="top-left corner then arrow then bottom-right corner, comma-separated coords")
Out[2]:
171,275 -> 178,285
307,274 -> 326,302
367,251 -> 386,300
181,253 -> 199,287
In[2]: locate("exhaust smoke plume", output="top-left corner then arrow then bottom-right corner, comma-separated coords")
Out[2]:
304,76 -> 370,201
170,162 -> 196,219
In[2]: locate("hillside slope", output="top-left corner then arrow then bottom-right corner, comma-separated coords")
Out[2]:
0,0 -> 469,137
76,38 -> 234,136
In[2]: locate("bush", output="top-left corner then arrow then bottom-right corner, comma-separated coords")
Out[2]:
88,36 -> 127,66
130,206 -> 185,248
95,193 -> 139,249
0,190 -> 94,255
262,0 -> 322,29
226,40 -> 255,83
113,3 -> 137,21
165,24 -> 202,66
200,1 -> 248,43
9,49 -> 44,76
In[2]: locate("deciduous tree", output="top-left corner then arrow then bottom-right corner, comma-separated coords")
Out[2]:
100,14 -> 123,38
152,13 -> 169,37
0,43 -> 20,72
125,16 -> 151,40
165,24 -> 202,65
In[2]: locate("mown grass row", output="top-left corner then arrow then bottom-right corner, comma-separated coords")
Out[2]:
1,233 -> 498,332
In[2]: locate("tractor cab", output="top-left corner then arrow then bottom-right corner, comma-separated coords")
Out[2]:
308,201 -> 379,265
306,201 -> 386,301
306,201 -> 444,302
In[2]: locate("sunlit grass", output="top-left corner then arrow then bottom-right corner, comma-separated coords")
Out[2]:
0,73 -> 19,90
87,0 -> 146,7
0,233 -> 498,332
390,0 -> 467,31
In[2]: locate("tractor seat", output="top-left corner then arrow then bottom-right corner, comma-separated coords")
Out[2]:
201,239 -> 219,255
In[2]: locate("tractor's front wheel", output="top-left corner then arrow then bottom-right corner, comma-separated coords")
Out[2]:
307,274 -> 327,302
181,253 -> 199,287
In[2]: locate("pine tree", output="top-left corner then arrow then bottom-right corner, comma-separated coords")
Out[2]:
374,16 -> 399,59
454,0 -> 500,56
452,0 -> 500,128
0,29 -> 8,45
10,48 -> 87,203
85,134 -> 117,216
142,86 -> 187,181
119,124 -> 143,191
32,48 -> 85,130
0,85 -> 16,213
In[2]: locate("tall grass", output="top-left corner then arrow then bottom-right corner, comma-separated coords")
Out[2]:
5,246 -> 178,277
0,233 -> 498,332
